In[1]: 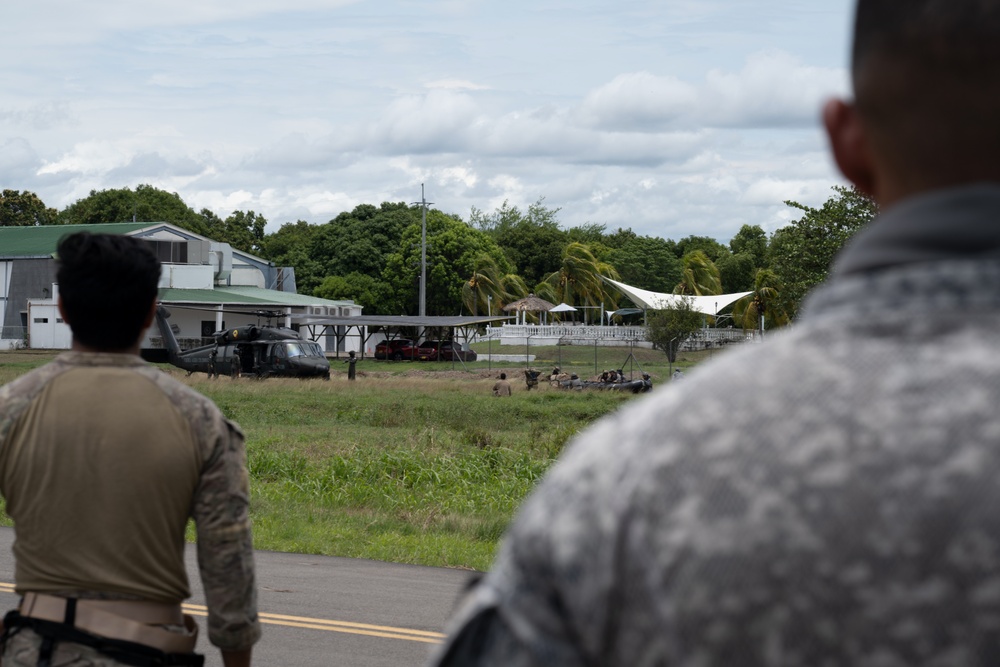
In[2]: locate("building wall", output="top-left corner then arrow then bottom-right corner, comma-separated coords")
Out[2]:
27,302 -> 70,349
2,258 -> 55,345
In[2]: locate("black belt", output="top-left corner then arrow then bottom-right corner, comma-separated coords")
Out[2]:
1,609 -> 204,667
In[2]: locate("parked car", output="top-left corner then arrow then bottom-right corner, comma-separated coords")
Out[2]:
373,338 -> 419,360
416,340 -> 441,361
438,340 -> 478,361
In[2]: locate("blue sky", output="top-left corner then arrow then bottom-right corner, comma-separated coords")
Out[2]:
1,0 -> 853,242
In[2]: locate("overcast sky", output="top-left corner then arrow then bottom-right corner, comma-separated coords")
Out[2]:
1,0 -> 853,243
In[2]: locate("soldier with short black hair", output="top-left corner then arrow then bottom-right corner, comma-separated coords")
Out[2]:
0,232 -> 260,667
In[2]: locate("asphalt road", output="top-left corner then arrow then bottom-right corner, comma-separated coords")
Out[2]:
0,527 -> 475,666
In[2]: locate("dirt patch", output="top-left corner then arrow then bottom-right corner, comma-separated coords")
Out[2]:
357,369 -> 497,381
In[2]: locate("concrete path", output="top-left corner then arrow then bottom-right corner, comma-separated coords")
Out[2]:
0,527 -> 475,667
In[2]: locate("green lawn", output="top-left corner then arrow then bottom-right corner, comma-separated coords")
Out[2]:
0,344 -> 720,570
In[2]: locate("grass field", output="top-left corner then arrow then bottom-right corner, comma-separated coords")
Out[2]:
0,343 -> 720,571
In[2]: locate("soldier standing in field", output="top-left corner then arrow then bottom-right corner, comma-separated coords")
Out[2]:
0,232 -> 260,667
345,350 -> 357,381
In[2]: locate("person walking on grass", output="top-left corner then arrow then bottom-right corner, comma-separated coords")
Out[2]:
0,233 -> 260,667
430,1 -> 1000,664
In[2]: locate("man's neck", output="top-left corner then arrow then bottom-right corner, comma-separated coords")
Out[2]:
70,340 -> 141,356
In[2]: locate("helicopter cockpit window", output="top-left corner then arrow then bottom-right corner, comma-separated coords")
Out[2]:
284,341 -> 324,358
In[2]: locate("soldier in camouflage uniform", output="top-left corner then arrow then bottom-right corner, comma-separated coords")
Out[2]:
430,1 -> 1000,665
0,233 -> 260,667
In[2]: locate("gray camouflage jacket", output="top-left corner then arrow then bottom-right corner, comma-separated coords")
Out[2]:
430,185 -> 1000,667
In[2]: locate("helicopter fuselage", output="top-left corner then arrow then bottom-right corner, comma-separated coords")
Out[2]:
155,306 -> 331,379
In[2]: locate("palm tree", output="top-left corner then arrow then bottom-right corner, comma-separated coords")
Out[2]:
731,268 -> 789,333
463,255 -> 527,316
536,242 -> 620,323
674,250 -> 722,296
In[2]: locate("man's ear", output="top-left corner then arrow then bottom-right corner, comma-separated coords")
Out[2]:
823,98 -> 877,199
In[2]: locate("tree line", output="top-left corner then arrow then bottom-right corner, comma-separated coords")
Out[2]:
0,184 -> 877,329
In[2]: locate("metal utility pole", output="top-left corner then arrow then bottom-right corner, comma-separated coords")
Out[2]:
412,184 -> 433,318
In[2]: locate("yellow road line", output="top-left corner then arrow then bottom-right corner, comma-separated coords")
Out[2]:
0,584 -> 444,644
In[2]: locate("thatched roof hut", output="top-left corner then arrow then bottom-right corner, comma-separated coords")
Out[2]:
503,294 -> 556,324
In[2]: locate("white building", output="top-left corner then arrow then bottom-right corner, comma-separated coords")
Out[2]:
0,222 -> 362,355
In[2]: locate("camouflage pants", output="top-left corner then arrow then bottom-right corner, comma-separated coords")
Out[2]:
2,627 -> 130,666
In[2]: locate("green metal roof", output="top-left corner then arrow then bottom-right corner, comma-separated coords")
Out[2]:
217,286 -> 351,306
160,287 -> 351,308
0,223 -> 157,257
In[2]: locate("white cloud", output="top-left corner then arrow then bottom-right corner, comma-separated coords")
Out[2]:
0,0 -> 853,243
579,51 -> 847,132
0,101 -> 76,131
580,72 -> 700,131
369,90 -> 482,153
0,138 -> 42,177
425,80 -> 491,91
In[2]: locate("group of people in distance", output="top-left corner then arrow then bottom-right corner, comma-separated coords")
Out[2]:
1,0 -> 999,665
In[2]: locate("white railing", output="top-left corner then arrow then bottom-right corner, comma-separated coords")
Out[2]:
488,324 -> 646,341
484,324 -> 758,348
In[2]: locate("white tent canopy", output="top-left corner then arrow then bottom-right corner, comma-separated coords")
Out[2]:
603,277 -> 752,317
549,302 -> 577,312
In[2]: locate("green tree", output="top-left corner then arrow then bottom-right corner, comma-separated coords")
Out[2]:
58,184 -> 210,235
675,250 -> 722,296
769,185 -> 877,317
314,272 -> 393,310
536,242 -> 621,320
731,268 -> 790,332
675,235 -> 729,261
604,234 -> 683,294
462,254 -> 527,316
646,298 -> 704,365
0,190 -> 58,226
469,197 -> 561,235
309,202 -> 414,281
259,220 -> 323,293
716,252 -> 756,293
383,210 -> 513,316
197,209 -> 268,255
217,210 -> 267,255
729,224 -> 768,267
565,222 -> 608,246
474,198 -> 567,285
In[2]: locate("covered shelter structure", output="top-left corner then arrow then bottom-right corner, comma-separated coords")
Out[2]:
602,278 -> 752,318
503,294 -> 556,325
290,313 -> 511,362
548,302 -> 579,325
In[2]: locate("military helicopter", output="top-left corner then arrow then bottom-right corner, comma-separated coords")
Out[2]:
154,305 -> 331,379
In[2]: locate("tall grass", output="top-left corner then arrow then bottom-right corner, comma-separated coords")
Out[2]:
188,372 -> 640,570
0,347 -> 717,570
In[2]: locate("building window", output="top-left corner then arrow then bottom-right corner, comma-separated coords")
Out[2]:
145,240 -> 189,264
33,318 -> 48,324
